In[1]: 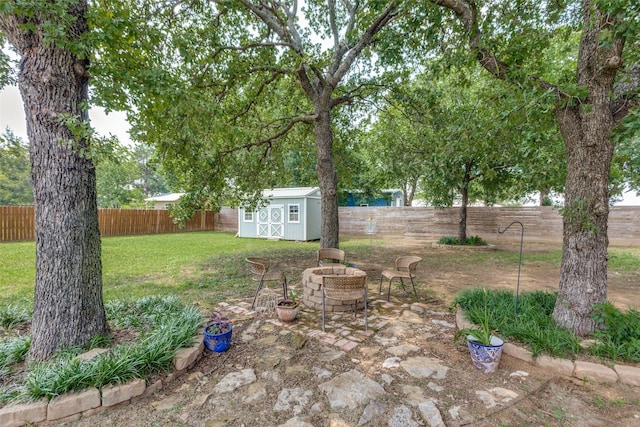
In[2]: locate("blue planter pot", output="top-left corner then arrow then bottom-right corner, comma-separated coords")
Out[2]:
204,323 -> 232,352
467,335 -> 504,374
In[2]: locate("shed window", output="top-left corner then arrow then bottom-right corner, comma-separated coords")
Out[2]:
244,211 -> 254,222
288,204 -> 300,223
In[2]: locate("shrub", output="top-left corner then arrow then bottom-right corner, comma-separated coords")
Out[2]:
438,235 -> 488,246
438,236 -> 460,245
465,235 -> 488,246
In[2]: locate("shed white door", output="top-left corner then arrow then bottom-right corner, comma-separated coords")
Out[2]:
257,205 -> 284,238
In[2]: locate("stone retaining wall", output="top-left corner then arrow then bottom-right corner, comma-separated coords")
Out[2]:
0,335 -> 205,427
455,309 -> 640,387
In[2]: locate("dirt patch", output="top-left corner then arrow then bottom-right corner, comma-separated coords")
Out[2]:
15,239 -> 640,426
66,301 -> 640,427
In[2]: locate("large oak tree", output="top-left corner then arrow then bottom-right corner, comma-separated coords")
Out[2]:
0,0 -> 108,360
91,0 -> 407,249
427,0 -> 639,334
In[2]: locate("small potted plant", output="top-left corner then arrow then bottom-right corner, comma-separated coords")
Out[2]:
276,290 -> 300,322
204,310 -> 232,352
454,291 -> 504,374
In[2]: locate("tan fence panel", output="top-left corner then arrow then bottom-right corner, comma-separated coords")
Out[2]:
337,206 -> 638,246
214,207 -> 239,233
1,207 -> 215,242
0,205 -> 35,241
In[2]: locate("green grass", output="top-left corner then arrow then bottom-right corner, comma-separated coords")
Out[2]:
0,232 -> 320,305
608,247 -> 640,272
0,232 -> 392,307
452,287 -> 640,363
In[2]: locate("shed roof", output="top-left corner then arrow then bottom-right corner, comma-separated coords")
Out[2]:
144,192 -> 185,202
262,187 -> 320,199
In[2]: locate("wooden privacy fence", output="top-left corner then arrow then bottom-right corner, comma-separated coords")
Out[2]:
5,205 -> 640,245
336,206 -> 640,246
0,206 -> 215,242
215,206 -> 640,245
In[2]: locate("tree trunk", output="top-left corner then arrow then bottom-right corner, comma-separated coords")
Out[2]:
2,1 -> 109,360
458,185 -> 468,244
539,188 -> 549,206
551,3 -> 621,335
458,165 -> 471,243
552,106 -> 613,336
314,109 -> 340,248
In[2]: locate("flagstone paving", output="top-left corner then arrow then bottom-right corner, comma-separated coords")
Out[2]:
64,294 -> 640,427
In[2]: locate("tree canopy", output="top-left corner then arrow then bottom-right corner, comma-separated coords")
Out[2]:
0,128 -> 32,205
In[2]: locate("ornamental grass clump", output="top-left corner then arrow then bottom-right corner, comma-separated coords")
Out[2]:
452,288 -> 580,358
590,302 -> 640,363
0,303 -> 31,331
0,295 -> 203,404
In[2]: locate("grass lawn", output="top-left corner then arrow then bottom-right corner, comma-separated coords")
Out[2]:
1,231 -> 639,311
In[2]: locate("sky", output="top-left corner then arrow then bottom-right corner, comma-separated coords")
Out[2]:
1,84 -> 132,146
2,84 -> 640,206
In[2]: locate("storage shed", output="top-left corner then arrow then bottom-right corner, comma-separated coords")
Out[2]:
238,187 -> 321,241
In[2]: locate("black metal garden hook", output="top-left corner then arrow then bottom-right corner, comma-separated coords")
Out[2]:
498,221 -> 524,315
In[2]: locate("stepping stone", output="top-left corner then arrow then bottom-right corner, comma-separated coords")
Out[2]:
400,357 -> 449,379
386,344 -> 420,357
312,366 -> 332,380
401,385 -> 426,404
427,382 -> 444,392
431,319 -> 455,328
417,400 -> 445,427
399,310 -> 426,324
213,368 -> 256,393
389,405 -> 419,427
273,387 -> 312,415
358,400 -> 386,426
319,369 -> 386,410
244,382 -> 267,403
374,336 -> 398,346
279,416 -> 315,427
383,357 -> 402,369
475,387 -> 518,408
317,347 -> 345,362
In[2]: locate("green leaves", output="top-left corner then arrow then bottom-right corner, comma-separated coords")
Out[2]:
0,129 -> 33,205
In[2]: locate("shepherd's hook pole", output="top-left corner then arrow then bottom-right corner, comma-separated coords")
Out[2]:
498,221 -> 524,315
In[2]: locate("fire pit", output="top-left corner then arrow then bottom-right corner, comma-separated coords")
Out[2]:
302,266 -> 367,312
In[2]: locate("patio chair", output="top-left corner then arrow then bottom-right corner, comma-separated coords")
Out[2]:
317,248 -> 346,266
379,256 -> 422,301
246,257 -> 287,309
322,274 -> 368,332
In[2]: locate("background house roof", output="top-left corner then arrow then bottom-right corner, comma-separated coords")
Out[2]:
144,193 -> 185,202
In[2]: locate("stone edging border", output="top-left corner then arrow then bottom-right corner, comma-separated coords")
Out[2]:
0,334 -> 205,427
455,308 -> 640,386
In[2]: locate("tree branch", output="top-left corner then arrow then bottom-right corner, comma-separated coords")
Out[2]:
429,0 -> 564,98
330,1 -> 399,86
218,114 -> 316,156
611,63 -> 640,123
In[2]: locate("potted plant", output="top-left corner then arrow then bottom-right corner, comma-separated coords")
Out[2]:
455,292 -> 504,374
276,290 -> 300,322
204,311 -> 232,352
